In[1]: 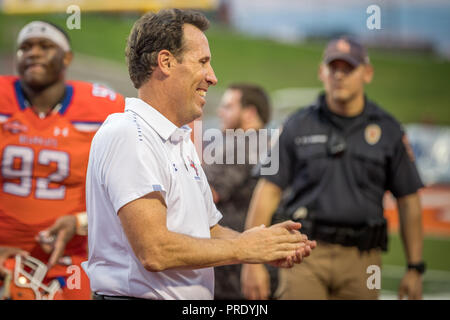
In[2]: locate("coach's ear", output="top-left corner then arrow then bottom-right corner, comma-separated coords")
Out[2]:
363,63 -> 374,84
158,50 -> 176,76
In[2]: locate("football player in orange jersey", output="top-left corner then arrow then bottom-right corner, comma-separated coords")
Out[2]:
0,21 -> 124,299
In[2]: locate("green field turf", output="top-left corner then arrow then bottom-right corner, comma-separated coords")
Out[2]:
384,233 -> 450,271
1,13 -> 450,125
382,233 -> 450,297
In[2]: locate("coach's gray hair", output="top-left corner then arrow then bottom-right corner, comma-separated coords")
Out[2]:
125,8 -> 210,89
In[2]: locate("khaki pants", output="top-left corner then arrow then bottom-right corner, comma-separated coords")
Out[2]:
276,241 -> 382,300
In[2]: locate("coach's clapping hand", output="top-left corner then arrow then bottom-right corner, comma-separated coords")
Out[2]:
235,220 -> 315,266
240,221 -> 316,300
267,221 -> 316,268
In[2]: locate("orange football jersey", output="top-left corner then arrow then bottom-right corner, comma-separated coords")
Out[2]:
0,76 -> 124,258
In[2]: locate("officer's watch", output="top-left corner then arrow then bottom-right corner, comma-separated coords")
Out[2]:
407,261 -> 426,274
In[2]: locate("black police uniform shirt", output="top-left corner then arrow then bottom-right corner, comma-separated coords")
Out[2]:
262,93 -> 424,227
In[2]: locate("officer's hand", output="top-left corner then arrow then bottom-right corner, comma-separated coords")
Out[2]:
241,264 -> 270,300
36,215 -> 77,269
398,270 -> 423,300
0,247 -> 29,279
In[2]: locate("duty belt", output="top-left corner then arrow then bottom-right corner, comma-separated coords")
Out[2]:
299,219 -> 388,252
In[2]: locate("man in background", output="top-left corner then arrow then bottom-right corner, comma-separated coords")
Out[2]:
242,37 -> 424,300
203,83 -> 279,300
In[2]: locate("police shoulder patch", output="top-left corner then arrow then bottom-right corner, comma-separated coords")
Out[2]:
402,134 -> 415,162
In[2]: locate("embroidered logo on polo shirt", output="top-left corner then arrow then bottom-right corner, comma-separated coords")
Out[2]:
187,156 -> 200,180
365,124 -> 381,145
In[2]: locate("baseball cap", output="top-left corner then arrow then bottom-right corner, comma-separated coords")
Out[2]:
323,37 -> 369,67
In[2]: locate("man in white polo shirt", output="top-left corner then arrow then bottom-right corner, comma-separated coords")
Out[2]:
82,9 -> 316,300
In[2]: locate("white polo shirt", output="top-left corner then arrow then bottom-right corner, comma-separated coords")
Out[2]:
82,97 -> 222,300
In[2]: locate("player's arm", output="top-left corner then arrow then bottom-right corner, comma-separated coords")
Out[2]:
36,212 -> 87,268
397,192 -> 424,299
118,191 -> 307,272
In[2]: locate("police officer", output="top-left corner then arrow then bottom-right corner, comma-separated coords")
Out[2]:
242,37 -> 425,300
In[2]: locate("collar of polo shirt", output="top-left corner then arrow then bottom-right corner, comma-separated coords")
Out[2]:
124,98 -> 191,143
170,127 -> 191,143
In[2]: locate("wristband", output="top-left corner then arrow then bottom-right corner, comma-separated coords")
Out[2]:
407,261 -> 426,274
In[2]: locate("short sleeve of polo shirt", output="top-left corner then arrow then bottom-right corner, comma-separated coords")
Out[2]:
94,116 -> 168,213
386,131 -> 424,198
262,124 -> 295,190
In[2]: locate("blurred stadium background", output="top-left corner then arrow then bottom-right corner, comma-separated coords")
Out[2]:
0,0 -> 449,299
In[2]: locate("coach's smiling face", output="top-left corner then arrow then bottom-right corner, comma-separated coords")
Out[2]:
167,24 -> 218,126
319,59 -> 373,104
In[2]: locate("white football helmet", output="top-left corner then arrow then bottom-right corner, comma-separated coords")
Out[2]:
0,255 -> 63,300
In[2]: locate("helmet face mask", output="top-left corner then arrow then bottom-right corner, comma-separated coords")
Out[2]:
1,255 -> 63,300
